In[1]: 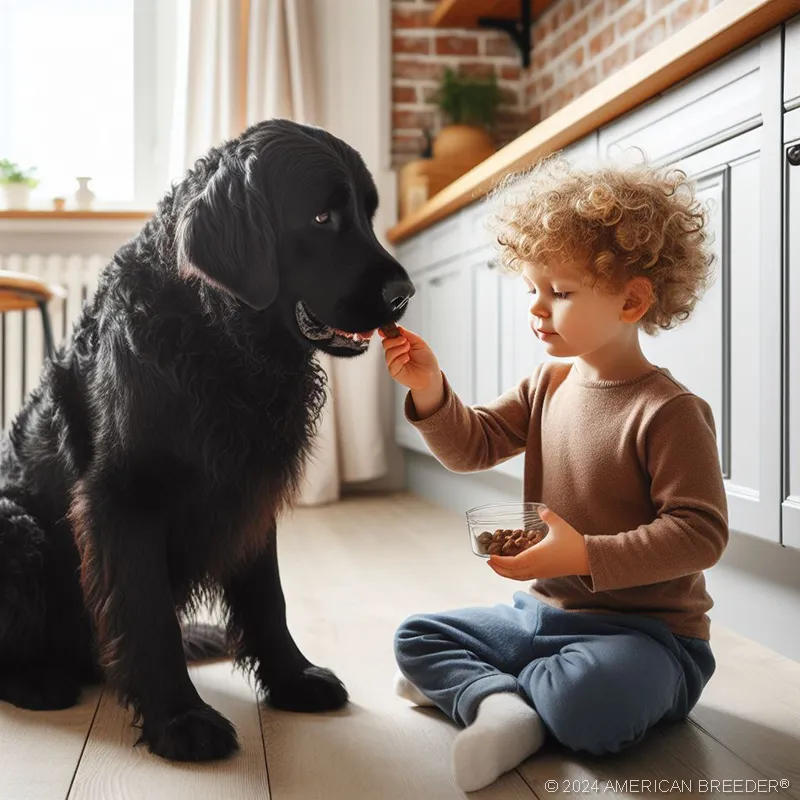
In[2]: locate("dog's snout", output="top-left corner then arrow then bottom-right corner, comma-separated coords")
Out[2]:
383,279 -> 415,312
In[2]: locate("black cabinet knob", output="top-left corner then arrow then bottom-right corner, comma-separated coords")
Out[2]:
789,145 -> 800,167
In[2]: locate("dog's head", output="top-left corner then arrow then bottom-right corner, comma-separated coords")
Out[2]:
176,119 -> 414,358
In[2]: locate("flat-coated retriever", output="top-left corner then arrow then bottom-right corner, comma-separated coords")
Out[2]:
0,119 -> 414,761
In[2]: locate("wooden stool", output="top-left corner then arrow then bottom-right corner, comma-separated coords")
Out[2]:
0,270 -> 67,359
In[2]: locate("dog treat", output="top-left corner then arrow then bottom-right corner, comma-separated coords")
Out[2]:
475,527 -> 545,556
381,322 -> 401,338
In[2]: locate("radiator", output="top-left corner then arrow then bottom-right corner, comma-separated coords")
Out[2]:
0,253 -> 106,430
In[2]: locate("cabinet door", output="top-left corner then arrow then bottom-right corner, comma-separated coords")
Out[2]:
423,261 -> 473,406
782,108 -> 800,548
471,249 -> 501,407
785,15 -> 800,111
638,127 -> 780,543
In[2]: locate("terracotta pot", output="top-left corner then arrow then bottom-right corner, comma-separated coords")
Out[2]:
432,125 -> 496,171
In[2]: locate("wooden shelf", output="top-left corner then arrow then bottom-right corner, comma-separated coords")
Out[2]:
430,0 -> 554,28
389,0 -> 796,244
0,210 -> 153,220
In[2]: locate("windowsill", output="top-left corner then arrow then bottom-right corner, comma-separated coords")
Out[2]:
0,209 -> 153,220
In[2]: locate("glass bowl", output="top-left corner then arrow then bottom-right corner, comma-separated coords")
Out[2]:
465,502 -> 549,559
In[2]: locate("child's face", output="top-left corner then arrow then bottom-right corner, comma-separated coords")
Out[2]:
521,260 -> 631,358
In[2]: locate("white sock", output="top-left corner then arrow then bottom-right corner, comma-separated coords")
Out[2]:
451,692 -> 546,792
393,670 -> 435,706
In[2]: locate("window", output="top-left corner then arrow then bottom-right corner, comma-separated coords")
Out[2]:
0,0 -> 176,208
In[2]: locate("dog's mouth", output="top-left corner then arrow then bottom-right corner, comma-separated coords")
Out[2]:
295,301 -> 376,351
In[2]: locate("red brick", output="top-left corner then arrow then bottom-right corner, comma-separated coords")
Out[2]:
634,18 -> 668,58
670,0 -> 710,33
392,59 -> 446,81
553,0 -> 578,28
533,43 -> 553,71
392,109 -> 435,131
500,64 -> 522,80
529,104 -> 543,125
435,34 -> 480,56
554,14 -> 590,52
601,42 -> 632,77
617,1 -> 647,37
392,85 -> 418,104
391,8 -> 433,29
589,23 -> 615,57
533,18 -> 554,45
421,84 -> 439,103
485,36 -> 518,58
457,61 -> 498,78
499,87 -> 519,105
393,35 -> 430,55
606,0 -> 632,14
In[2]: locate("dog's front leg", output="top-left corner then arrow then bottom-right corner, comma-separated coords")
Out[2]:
74,490 -> 239,761
223,523 -> 348,712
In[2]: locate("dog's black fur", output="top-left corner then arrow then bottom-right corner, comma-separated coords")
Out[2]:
0,119 -> 413,761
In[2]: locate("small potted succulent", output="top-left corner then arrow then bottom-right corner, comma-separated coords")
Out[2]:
0,159 -> 40,209
431,68 -> 502,171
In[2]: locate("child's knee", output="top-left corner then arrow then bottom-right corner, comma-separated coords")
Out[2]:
393,613 -> 435,666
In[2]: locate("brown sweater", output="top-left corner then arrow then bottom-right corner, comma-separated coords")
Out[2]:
405,362 -> 729,640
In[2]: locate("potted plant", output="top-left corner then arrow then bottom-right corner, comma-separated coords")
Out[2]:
431,68 -> 502,172
0,159 -> 40,209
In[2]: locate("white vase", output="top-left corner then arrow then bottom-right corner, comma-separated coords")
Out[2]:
74,177 -> 96,210
1,183 -> 31,210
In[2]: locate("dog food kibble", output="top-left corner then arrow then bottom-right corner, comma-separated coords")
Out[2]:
381,322 -> 401,338
475,528 -> 545,556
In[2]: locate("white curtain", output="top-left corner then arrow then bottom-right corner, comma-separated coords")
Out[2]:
169,0 -> 388,506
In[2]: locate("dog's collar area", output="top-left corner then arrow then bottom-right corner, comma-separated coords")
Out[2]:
295,301 -> 371,351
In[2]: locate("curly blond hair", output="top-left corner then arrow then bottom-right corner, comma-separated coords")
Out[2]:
485,153 -> 715,335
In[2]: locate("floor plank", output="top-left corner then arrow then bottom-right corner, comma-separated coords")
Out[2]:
0,686 -> 101,800
263,493 -> 537,799
67,663 -> 269,800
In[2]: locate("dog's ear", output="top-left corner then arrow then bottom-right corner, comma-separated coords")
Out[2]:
177,154 -> 279,310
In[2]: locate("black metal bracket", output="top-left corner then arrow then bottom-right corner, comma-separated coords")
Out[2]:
477,0 -> 532,69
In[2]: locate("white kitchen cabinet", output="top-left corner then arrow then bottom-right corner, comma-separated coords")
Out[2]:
636,127 -> 781,545
782,107 -> 800,548
785,15 -> 800,111
471,248 -> 501,407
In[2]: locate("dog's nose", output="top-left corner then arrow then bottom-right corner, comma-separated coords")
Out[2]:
383,279 -> 415,312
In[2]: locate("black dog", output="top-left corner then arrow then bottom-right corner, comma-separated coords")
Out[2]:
0,119 -> 413,761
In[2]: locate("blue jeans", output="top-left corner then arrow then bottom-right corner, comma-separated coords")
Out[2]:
394,592 -> 715,756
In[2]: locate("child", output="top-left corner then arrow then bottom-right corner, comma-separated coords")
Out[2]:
380,155 -> 728,793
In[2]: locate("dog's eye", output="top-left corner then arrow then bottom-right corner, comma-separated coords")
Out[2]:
314,212 -> 331,224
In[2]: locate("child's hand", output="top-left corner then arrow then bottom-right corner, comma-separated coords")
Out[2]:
379,326 -> 440,392
487,508 -> 591,580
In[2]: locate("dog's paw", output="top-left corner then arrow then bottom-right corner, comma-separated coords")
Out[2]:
0,667 -> 81,711
139,704 -> 239,762
266,665 -> 349,712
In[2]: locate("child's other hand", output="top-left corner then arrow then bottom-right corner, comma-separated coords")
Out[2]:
488,508 -> 591,580
379,326 -> 440,392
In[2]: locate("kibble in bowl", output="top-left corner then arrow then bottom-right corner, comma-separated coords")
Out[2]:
465,502 -> 549,559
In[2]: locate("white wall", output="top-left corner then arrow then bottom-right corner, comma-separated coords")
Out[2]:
312,0 -> 406,494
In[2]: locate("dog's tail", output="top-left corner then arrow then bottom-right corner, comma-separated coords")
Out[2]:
181,622 -> 234,663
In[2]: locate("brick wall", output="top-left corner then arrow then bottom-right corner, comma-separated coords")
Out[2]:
391,0 -> 529,166
391,0 -> 721,167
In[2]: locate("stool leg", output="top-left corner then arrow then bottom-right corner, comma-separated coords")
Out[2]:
38,300 -> 56,360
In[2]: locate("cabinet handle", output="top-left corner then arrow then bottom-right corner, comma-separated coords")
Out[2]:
487,259 -> 498,270
789,145 -> 800,167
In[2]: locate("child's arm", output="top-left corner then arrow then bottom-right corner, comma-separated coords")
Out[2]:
580,394 -> 729,593
381,326 -> 537,472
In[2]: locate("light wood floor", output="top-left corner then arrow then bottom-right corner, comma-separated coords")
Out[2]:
1,493 -> 798,800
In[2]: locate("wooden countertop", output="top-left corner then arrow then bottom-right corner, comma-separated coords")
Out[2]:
387,0 -> 798,245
